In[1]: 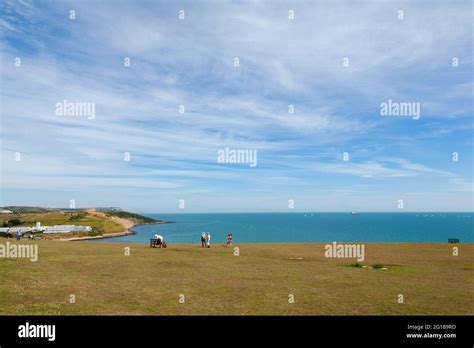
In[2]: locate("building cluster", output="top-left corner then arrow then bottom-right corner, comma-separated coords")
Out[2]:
0,222 -> 92,234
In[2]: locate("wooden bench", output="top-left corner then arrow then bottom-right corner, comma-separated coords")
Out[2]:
150,238 -> 162,248
448,238 -> 459,243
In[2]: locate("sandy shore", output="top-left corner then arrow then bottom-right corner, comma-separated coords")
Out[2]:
58,229 -> 136,241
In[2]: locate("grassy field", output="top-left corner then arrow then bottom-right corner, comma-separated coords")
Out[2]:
0,241 -> 472,315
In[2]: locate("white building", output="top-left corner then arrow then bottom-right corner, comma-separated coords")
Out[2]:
0,227 -> 32,233
0,222 -> 92,234
43,225 -> 92,234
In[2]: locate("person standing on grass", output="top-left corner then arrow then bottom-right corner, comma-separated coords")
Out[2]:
206,232 -> 211,248
226,233 -> 233,247
201,232 -> 207,248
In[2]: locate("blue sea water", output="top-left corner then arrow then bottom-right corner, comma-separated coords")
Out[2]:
92,212 -> 473,244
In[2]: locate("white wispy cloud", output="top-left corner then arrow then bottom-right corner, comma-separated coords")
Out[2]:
0,0 -> 472,211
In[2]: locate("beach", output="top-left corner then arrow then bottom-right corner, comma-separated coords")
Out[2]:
0,240 -> 472,315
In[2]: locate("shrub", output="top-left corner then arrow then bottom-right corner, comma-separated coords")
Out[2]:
69,212 -> 87,221
3,219 -> 21,227
349,262 -> 363,268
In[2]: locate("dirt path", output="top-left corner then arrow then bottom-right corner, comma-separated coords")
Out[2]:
85,209 -> 135,229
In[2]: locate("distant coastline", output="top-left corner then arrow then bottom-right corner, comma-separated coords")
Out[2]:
1,208 -> 472,244
65,221 -> 172,241
0,207 -> 171,241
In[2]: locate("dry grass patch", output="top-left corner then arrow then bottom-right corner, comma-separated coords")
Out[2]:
0,241 -> 472,315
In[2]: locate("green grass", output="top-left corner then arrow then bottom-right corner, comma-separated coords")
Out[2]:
0,241 -> 472,315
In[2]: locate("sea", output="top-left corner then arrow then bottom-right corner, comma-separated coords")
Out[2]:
91,212 -> 473,244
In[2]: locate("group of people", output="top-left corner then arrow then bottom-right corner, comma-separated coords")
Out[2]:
152,232 -> 234,248
15,231 -> 35,240
200,232 -> 233,248
201,232 -> 211,248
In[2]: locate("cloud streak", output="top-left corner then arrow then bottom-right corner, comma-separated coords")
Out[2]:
0,0 -> 472,212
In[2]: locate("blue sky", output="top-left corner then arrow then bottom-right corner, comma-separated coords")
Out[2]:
0,0 -> 472,212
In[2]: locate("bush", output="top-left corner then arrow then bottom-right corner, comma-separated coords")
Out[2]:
3,219 -> 21,227
349,262 -> 363,268
88,227 -> 103,236
69,213 -> 87,221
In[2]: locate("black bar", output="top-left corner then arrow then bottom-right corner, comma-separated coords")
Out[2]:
0,316 -> 472,346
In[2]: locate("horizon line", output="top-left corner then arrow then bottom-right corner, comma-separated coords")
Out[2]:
2,206 -> 472,214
